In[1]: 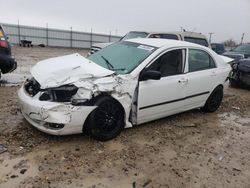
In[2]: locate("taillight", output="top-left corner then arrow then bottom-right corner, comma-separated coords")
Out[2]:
0,40 -> 7,48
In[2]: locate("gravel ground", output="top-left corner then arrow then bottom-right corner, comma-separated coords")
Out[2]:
0,46 -> 250,188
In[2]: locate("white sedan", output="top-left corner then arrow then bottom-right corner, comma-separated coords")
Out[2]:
18,39 -> 232,141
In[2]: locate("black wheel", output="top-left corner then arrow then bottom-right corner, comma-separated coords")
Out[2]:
86,96 -> 125,141
201,86 -> 223,112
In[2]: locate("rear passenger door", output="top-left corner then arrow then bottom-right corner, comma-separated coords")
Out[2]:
184,48 -> 218,109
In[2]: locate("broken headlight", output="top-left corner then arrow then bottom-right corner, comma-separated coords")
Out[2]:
39,85 -> 78,102
25,78 -> 41,96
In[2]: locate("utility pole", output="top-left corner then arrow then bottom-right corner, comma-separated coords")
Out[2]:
109,31 -> 111,42
208,32 -> 214,43
240,33 -> 245,45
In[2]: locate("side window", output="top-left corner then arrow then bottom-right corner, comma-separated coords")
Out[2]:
148,49 -> 185,77
188,49 -> 216,72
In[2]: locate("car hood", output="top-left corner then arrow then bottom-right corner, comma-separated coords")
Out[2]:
223,51 -> 249,59
92,42 -> 113,49
31,53 -> 114,89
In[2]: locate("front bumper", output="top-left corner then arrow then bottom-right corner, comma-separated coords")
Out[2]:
0,55 -> 17,74
18,85 -> 97,135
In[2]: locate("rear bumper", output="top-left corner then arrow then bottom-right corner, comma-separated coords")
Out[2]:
0,55 -> 17,74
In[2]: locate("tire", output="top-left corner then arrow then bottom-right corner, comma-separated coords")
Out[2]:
86,96 -> 125,141
201,86 -> 223,113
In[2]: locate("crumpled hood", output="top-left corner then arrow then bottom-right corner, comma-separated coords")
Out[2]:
31,53 -> 114,89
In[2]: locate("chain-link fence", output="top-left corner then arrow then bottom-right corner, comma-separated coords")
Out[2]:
1,23 -> 121,49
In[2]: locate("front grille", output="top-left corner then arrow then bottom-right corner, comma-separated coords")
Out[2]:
24,78 -> 41,96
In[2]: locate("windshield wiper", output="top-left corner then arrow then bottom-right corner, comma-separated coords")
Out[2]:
101,56 -> 114,70
101,56 -> 126,72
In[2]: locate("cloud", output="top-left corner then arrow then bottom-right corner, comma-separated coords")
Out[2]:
1,0 -> 249,42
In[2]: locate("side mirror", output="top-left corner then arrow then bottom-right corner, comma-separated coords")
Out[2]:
140,70 -> 161,81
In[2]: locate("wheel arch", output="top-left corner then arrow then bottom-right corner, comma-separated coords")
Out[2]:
82,92 -> 127,132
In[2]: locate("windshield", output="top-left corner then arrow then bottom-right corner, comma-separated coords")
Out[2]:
233,44 -> 250,54
87,41 -> 157,74
122,32 -> 149,41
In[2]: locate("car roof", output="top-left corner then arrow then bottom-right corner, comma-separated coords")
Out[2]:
129,31 -> 208,39
126,38 -> 205,49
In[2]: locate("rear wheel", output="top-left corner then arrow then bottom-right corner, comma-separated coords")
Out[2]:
86,96 -> 125,141
201,86 -> 223,112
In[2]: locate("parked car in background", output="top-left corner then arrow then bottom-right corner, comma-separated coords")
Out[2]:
19,39 -> 231,141
211,43 -> 226,54
0,25 -> 16,78
223,43 -> 250,61
228,58 -> 250,87
89,31 -> 210,55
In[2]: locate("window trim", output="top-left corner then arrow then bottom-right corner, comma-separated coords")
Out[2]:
187,48 -> 217,73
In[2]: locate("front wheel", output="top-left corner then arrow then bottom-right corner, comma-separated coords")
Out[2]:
86,96 -> 125,141
201,86 -> 223,112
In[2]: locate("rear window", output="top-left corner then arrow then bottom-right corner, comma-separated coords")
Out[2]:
212,44 -> 225,51
149,34 -> 179,40
122,32 -> 149,40
184,37 -> 209,47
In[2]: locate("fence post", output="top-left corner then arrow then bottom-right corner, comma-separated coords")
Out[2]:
46,23 -> 49,47
90,28 -> 93,48
109,31 -> 111,42
17,20 -> 21,45
70,27 -> 72,48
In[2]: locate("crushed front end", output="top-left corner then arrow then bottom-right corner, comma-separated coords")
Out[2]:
18,78 -> 97,135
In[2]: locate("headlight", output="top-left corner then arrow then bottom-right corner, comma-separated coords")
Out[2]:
39,85 -> 78,102
25,78 -> 41,96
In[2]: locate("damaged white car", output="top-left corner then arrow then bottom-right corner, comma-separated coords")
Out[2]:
18,39 -> 232,141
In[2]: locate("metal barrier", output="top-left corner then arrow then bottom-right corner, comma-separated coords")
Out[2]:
1,23 -> 121,49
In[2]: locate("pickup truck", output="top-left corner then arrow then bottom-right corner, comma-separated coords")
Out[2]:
89,31 -> 211,55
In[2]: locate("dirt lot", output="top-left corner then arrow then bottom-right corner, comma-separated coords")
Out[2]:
0,46 -> 250,188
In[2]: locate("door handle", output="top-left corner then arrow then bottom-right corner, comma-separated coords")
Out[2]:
178,78 -> 188,83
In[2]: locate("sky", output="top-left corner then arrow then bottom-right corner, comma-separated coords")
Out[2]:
0,0 -> 250,43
